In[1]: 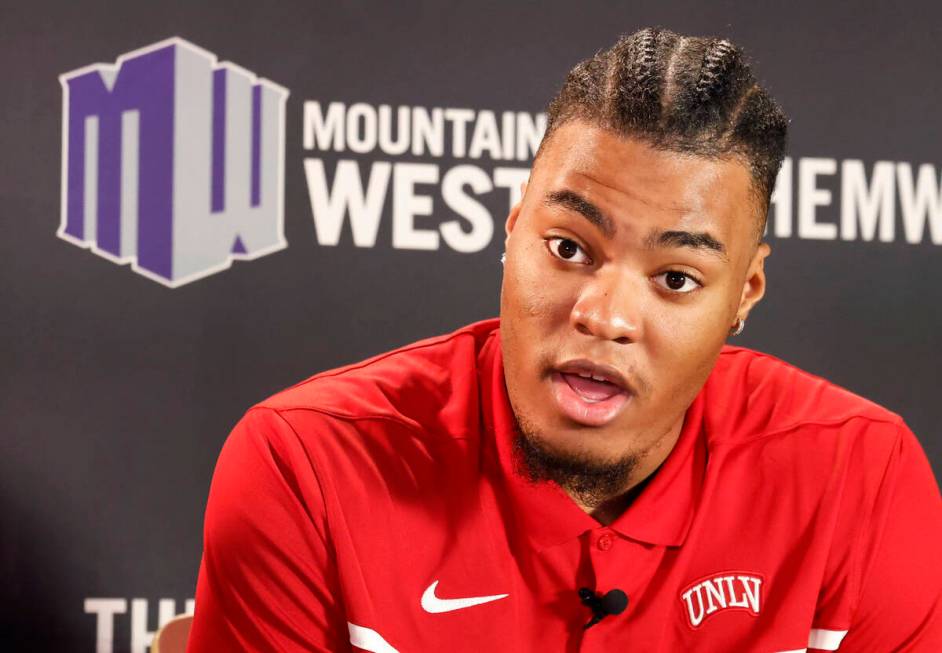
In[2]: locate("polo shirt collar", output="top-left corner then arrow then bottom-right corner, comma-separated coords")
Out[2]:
479,327 -> 707,551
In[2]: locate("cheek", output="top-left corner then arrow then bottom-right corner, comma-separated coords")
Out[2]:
644,299 -> 731,390
502,245 -> 567,324
500,244 -> 575,396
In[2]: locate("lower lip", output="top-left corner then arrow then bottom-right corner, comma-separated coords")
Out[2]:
549,371 -> 630,427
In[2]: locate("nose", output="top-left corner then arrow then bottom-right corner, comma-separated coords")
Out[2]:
570,270 -> 642,345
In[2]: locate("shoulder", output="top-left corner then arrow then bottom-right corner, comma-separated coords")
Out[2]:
217,319 -> 502,514
702,346 -> 912,478
706,345 -> 904,441
703,347 -> 939,559
704,350 -> 942,647
250,317 -> 500,439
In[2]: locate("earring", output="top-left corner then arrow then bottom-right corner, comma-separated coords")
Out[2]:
500,253 -> 506,265
730,318 -> 745,336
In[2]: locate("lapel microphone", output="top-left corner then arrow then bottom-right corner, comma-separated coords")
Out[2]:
578,587 -> 629,629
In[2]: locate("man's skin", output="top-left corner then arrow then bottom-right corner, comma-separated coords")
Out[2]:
500,119 -> 771,524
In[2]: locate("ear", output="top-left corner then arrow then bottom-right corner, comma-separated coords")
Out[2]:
503,186 -> 526,245
735,243 -> 771,324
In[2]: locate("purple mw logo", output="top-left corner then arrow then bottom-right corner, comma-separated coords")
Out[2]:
58,38 -> 289,287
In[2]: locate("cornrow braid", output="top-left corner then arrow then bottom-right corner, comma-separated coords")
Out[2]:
696,39 -> 740,103
611,28 -> 672,130
542,28 -> 788,230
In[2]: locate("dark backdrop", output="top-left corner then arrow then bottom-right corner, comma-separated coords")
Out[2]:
2,2 -> 939,651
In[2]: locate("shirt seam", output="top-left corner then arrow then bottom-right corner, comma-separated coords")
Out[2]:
715,413 -> 902,449
846,419 -> 906,632
265,391 -> 899,449
258,406 -> 339,537
263,405 -> 476,442
257,406 -> 353,640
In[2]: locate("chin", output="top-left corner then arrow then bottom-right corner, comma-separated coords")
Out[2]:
512,417 -> 641,504
523,410 -> 636,464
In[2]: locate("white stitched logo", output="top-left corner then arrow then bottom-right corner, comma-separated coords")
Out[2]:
679,571 -> 764,628
420,580 -> 509,614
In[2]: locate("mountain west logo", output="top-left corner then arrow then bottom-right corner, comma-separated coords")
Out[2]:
680,572 -> 763,629
59,38 -> 289,287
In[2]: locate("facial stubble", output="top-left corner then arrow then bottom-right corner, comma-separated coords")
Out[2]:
511,409 -> 640,510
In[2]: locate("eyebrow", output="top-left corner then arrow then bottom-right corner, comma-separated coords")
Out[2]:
544,188 -> 728,259
644,229 -> 728,259
544,189 -> 616,239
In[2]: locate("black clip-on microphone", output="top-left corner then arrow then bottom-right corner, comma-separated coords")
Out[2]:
578,587 -> 629,629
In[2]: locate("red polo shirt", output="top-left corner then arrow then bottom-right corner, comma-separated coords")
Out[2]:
188,318 -> 942,652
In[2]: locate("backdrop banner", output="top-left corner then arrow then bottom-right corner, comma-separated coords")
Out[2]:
2,2 -> 940,651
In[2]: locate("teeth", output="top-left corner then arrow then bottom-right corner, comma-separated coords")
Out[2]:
574,371 -> 610,384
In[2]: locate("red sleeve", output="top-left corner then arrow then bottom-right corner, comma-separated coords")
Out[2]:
827,422 -> 942,652
187,407 -> 351,652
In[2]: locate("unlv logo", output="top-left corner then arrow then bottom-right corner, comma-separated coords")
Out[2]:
58,38 -> 289,287
680,572 -> 764,629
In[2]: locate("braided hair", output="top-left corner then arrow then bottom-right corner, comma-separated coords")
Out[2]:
543,28 -> 788,230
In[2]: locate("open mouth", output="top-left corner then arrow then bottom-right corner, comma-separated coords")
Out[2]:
561,372 -> 624,402
550,369 -> 631,427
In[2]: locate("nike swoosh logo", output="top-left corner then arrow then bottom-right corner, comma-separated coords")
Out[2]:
420,580 -> 509,613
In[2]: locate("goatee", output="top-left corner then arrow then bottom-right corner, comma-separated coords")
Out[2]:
511,414 -> 639,510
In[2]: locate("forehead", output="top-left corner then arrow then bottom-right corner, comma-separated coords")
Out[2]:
530,121 -> 757,250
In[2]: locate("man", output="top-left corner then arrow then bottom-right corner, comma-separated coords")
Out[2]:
188,28 -> 942,652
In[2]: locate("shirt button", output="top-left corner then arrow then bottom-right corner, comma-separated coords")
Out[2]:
597,532 -> 614,551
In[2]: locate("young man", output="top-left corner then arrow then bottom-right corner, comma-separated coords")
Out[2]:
188,29 -> 942,652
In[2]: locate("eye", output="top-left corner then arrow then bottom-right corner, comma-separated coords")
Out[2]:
546,237 -> 592,264
654,270 -> 702,294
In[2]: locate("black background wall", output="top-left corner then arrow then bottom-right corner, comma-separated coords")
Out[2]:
2,2 -> 939,651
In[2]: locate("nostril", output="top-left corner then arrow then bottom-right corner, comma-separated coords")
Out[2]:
614,336 -> 631,345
